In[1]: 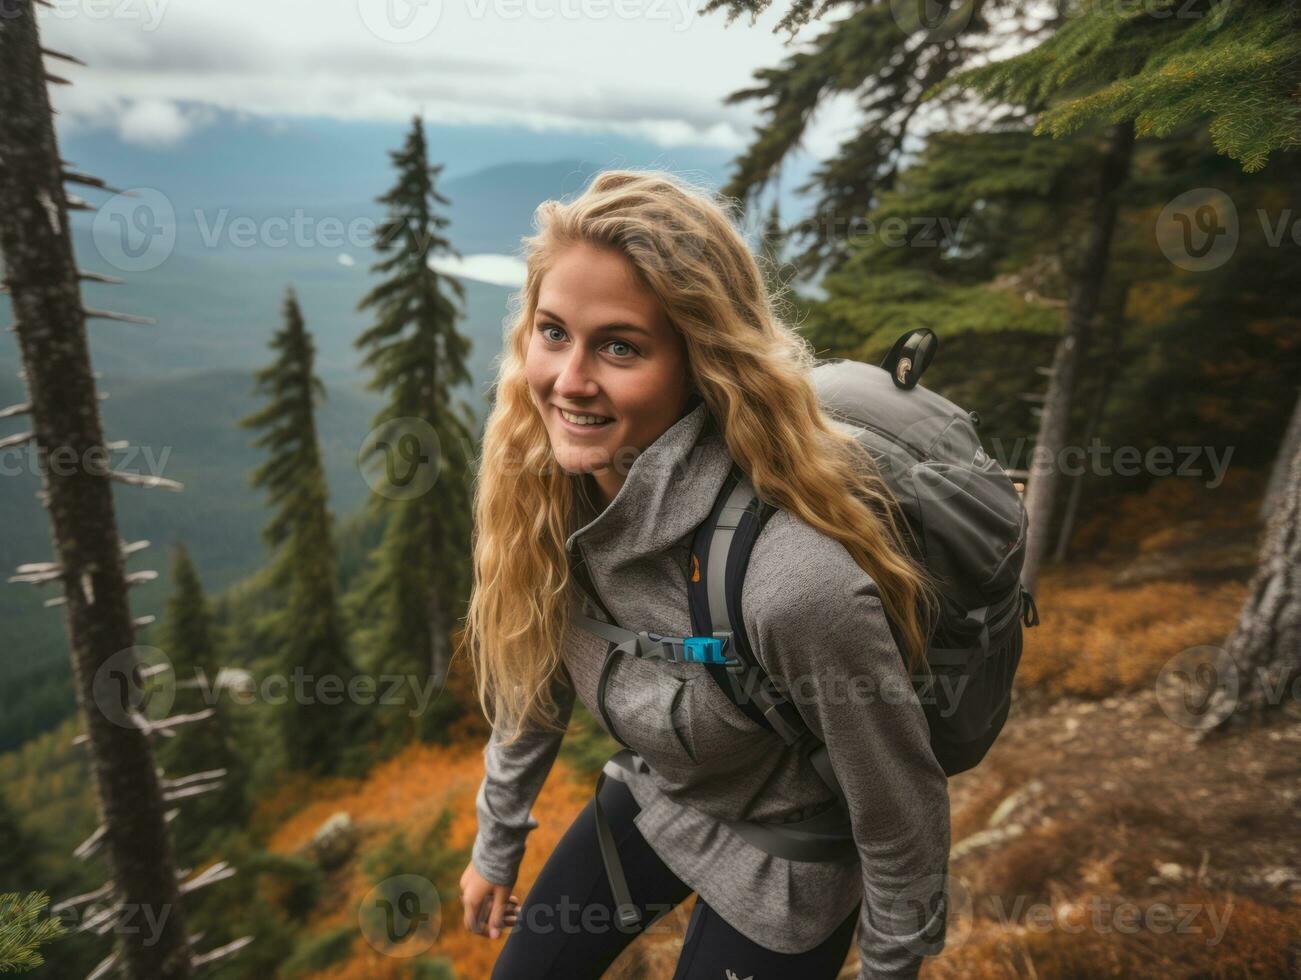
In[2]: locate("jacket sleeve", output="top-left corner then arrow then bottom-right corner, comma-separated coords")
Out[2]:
744,528 -> 951,980
470,663 -> 576,886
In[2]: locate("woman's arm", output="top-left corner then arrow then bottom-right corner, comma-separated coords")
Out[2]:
470,664 -> 577,886
744,525 -> 951,980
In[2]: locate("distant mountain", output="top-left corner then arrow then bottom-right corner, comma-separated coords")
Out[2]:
41,228 -> 518,385
441,159 -> 609,254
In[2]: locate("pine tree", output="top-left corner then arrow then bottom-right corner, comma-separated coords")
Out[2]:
701,0 -> 1042,278
800,128 -> 1087,353
0,891 -> 66,973
155,544 -> 249,862
696,0 -> 1145,594
241,287 -> 362,774
682,4 -> 1301,732
932,0 -> 1301,588
353,115 -> 476,745
940,0 -> 1301,173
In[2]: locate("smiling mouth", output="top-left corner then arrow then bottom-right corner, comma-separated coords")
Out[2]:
557,407 -> 614,426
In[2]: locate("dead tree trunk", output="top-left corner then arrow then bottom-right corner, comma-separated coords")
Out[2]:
1199,417 -> 1301,737
1021,121 -> 1135,594
0,4 -> 192,978
1261,388 -> 1301,522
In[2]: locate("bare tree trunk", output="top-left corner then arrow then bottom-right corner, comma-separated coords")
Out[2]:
1262,388 -> 1301,522
0,5 -> 192,978
1053,286 -> 1128,563
1021,121 -> 1135,594
1200,412 -> 1301,737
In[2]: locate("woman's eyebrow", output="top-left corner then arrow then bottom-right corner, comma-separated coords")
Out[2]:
535,308 -> 652,338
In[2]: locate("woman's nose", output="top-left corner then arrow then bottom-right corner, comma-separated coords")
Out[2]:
555,349 -> 597,396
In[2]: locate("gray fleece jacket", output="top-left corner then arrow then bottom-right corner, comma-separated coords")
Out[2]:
472,398 -> 951,978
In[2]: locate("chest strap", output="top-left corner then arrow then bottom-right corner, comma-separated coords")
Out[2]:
577,610 -> 827,768
578,611 -> 743,668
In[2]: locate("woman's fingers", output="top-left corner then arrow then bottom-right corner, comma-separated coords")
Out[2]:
464,890 -> 520,936
489,887 -> 512,938
463,893 -> 480,934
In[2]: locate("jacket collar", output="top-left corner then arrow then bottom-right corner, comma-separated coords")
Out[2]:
564,397 -> 735,564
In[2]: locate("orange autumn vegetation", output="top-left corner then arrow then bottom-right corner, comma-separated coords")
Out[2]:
1017,574 -> 1248,699
923,894 -> 1295,979
1017,466 -> 1263,700
252,738 -> 591,980
1066,465 -> 1262,563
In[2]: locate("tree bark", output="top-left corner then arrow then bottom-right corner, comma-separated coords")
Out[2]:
1021,121 -> 1135,594
1261,388 -> 1301,522
0,5 -> 192,978
1200,409 -> 1301,737
1053,285 -> 1128,563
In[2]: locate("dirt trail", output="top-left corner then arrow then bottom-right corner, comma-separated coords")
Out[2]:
918,689 -> 1299,977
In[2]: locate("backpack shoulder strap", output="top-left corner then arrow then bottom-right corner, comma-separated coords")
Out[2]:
686,466 -> 849,805
687,464 -> 815,747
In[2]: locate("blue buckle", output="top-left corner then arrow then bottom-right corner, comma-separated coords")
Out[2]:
682,635 -> 727,664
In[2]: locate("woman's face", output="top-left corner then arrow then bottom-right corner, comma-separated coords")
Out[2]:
525,241 -> 692,506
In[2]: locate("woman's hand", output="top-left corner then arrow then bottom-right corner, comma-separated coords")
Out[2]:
460,860 -> 520,939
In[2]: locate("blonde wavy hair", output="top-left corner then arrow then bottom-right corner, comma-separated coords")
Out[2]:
458,169 -> 940,746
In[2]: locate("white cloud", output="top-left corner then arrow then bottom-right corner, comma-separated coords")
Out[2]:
337,252 -> 356,267
115,98 -> 207,147
40,0 -> 847,154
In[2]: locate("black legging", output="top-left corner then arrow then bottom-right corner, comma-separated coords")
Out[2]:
491,770 -> 860,979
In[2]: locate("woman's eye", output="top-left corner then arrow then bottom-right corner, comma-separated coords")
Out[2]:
538,323 -> 638,359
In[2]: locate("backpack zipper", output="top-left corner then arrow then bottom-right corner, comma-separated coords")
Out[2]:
854,417 -> 932,462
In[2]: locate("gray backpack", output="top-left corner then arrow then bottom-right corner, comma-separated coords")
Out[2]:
802,328 -> 1038,773
572,329 -> 1039,927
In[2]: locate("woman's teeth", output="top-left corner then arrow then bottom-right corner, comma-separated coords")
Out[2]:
560,409 -> 612,425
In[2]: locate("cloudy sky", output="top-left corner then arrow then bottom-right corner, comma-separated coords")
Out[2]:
39,0 -> 864,157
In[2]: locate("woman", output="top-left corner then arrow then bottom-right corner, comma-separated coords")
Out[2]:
458,170 -> 951,979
